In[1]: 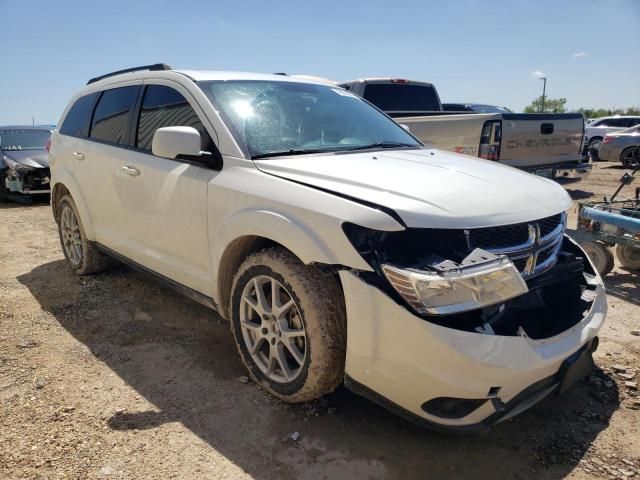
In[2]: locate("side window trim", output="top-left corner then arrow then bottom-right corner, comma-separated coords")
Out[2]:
86,90 -> 103,139
128,85 -> 146,149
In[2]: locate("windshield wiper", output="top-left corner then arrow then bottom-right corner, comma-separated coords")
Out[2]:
252,148 -> 341,160
339,141 -> 419,153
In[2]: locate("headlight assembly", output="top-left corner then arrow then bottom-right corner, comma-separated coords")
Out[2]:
382,250 -> 528,315
3,157 -> 33,173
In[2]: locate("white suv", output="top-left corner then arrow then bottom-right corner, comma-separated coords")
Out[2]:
49,64 -> 606,432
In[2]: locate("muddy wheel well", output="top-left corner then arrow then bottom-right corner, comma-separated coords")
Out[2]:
51,184 -> 70,223
217,236 -> 282,319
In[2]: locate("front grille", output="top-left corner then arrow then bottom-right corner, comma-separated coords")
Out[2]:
536,244 -> 557,266
466,213 -> 565,277
539,213 -> 563,237
468,224 -> 529,249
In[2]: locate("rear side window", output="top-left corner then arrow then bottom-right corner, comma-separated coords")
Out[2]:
363,84 -> 441,112
136,85 -> 213,152
90,86 -> 138,145
59,93 -> 99,138
604,118 -> 626,128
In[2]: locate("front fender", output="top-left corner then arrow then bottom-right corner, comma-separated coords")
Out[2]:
51,168 -> 95,240
213,206 -> 372,269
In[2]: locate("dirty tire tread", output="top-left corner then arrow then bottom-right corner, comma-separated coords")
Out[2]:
229,247 -> 346,403
57,195 -> 112,275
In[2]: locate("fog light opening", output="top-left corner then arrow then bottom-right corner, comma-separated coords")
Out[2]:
421,397 -> 488,419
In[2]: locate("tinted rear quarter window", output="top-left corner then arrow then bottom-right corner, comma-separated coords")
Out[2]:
59,93 -> 99,137
90,86 -> 138,145
136,85 -> 213,151
605,118 -> 627,128
363,84 -> 440,112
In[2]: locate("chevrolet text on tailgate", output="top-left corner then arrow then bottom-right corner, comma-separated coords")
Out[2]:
49,64 -> 606,432
341,78 -> 592,181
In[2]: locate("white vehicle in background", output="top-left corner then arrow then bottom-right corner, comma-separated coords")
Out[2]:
585,115 -> 640,154
49,65 -> 606,432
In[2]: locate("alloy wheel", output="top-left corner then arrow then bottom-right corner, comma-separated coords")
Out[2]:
61,205 -> 82,266
239,275 -> 307,383
621,148 -> 639,168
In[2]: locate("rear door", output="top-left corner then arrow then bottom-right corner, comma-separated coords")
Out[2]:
498,113 -> 585,168
115,81 -> 217,295
72,84 -> 139,250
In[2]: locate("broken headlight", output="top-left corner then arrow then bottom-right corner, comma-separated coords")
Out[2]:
3,157 -> 34,175
382,250 -> 528,315
343,223 -> 529,315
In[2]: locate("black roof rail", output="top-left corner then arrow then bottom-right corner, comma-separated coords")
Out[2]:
273,72 -> 288,76
87,63 -> 173,85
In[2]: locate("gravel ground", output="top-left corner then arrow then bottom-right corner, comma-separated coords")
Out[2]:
0,161 -> 639,480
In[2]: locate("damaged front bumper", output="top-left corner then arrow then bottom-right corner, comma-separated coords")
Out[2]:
339,244 -> 606,432
4,166 -> 51,195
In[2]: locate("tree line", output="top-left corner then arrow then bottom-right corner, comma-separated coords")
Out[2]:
522,95 -> 639,117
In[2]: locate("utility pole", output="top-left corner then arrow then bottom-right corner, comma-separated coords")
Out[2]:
540,76 -> 547,113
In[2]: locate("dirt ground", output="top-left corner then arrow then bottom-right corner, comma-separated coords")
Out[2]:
1,161 -> 639,480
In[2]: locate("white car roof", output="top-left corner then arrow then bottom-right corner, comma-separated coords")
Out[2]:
75,69 -> 337,98
594,115 -> 640,120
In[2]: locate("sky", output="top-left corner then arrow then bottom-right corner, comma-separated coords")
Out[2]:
1,0 -> 638,125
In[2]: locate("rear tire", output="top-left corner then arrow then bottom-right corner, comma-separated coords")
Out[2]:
616,244 -> 640,270
57,195 -> 112,275
620,147 -> 639,169
582,241 -> 614,276
229,247 -> 346,403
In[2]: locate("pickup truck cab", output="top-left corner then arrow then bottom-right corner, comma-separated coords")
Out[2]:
49,66 -> 605,432
340,78 -> 592,181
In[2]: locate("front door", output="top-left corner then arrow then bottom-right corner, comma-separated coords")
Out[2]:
116,83 -> 217,295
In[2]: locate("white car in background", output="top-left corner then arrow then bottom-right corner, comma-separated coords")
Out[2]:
585,115 -> 640,153
49,65 -> 606,432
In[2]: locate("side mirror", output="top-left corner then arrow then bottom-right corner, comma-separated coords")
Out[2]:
400,123 -> 411,132
152,126 -> 202,159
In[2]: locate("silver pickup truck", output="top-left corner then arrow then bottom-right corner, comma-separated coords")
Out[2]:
340,78 -> 592,180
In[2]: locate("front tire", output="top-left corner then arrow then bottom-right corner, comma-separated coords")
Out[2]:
57,195 -> 112,275
616,244 -> 640,270
229,248 -> 346,403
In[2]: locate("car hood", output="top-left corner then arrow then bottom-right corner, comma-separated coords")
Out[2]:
253,148 -> 572,229
2,149 -> 49,168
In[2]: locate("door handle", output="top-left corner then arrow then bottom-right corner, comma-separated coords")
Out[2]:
72,152 -> 85,160
122,165 -> 140,177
